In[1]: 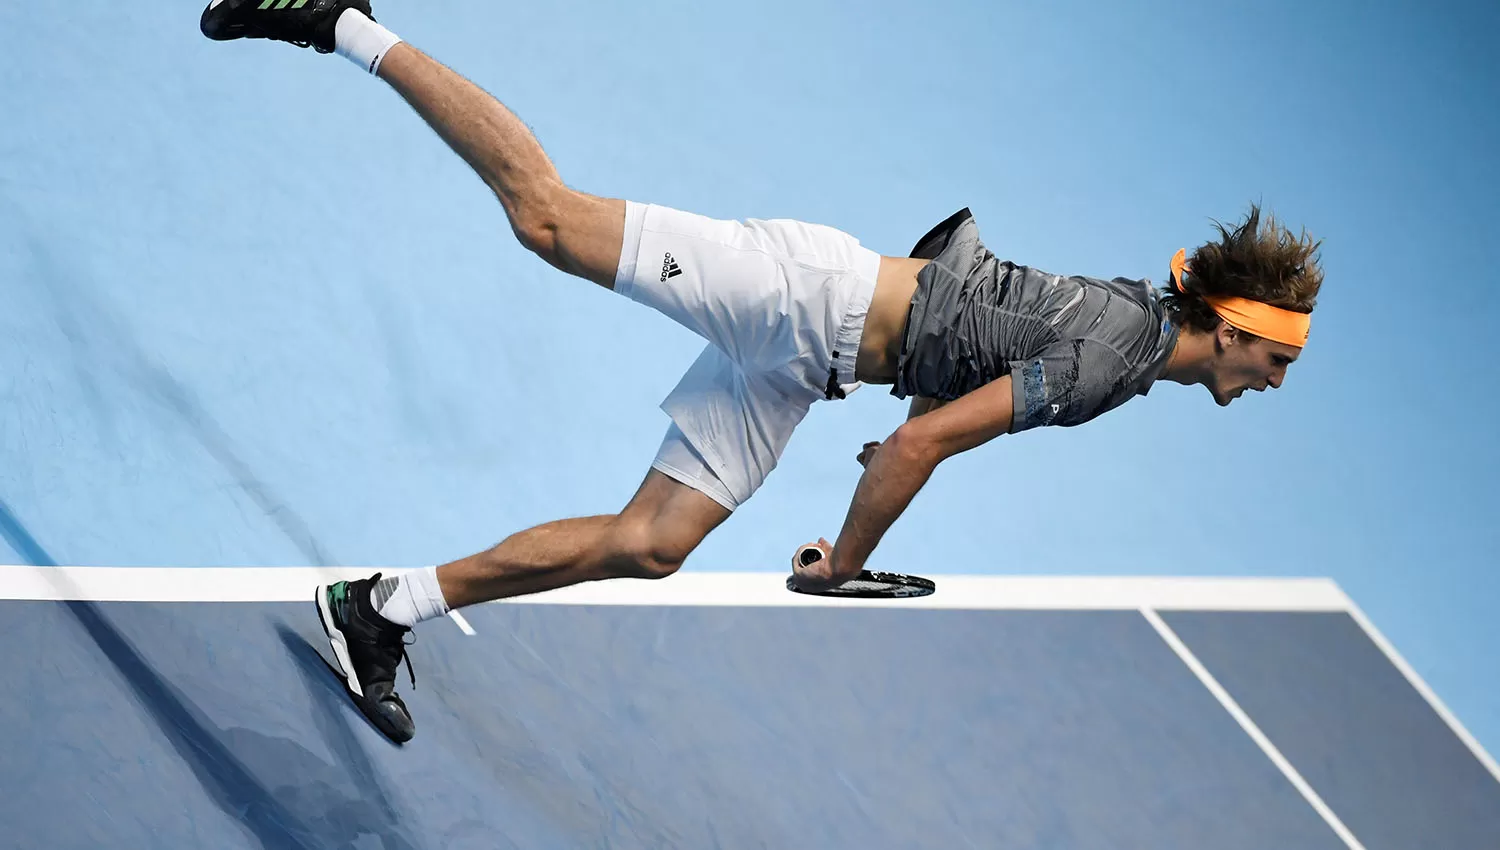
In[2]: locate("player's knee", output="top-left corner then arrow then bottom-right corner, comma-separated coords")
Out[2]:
622,543 -> 689,581
509,202 -> 559,260
603,519 -> 692,580
505,182 -> 572,265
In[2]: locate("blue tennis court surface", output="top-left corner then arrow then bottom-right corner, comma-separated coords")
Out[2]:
3,567 -> 1497,849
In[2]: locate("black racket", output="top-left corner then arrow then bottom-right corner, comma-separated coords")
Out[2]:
785,544 -> 936,598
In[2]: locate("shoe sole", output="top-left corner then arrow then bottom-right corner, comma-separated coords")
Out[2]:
314,584 -> 365,698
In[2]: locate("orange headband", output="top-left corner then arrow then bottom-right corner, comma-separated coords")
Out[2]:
1170,249 -> 1310,348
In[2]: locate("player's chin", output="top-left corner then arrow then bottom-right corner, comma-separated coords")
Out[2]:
1217,389 -> 1250,407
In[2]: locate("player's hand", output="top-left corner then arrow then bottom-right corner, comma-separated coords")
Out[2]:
790,538 -> 838,589
856,441 -> 881,468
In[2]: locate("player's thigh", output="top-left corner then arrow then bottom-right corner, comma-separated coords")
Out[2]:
608,348 -> 815,576
657,344 -> 816,509
614,203 -> 876,371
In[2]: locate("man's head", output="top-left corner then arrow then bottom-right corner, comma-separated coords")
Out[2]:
1197,323 -> 1304,406
1163,204 -> 1323,406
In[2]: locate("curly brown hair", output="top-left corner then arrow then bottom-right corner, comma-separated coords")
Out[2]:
1164,204 -> 1324,336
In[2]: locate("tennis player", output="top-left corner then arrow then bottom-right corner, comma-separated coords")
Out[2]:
200,0 -> 1325,743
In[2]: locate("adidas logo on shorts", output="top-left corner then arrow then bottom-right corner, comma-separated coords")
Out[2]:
660,252 -> 683,282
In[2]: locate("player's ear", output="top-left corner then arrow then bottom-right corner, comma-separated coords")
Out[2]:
1215,320 -> 1247,352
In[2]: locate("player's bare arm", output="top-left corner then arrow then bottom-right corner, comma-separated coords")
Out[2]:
794,376 -> 1014,590
852,395 -> 948,470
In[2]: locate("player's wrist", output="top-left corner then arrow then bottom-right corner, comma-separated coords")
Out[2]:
824,545 -> 863,583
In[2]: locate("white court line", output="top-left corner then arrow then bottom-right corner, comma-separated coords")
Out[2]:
1142,608 -> 1366,850
1343,600 -> 1500,785
0,565 -> 1350,611
447,610 -> 476,636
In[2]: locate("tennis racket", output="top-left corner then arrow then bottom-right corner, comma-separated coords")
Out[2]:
785,544 -> 936,598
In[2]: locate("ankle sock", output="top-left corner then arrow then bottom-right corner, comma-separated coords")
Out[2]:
370,566 -> 449,628
334,9 -> 402,75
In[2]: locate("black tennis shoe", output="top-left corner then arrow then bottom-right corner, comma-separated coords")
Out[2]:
200,0 -> 373,54
315,573 -> 417,743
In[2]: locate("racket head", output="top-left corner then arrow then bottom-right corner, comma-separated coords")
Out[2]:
785,569 -> 936,599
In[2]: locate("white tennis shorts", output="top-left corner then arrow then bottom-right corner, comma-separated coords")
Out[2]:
614,201 -> 880,511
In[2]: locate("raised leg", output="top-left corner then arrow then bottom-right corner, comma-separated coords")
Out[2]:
376,42 -> 627,288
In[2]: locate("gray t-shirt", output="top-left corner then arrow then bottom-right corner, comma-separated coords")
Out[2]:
892,209 -> 1178,432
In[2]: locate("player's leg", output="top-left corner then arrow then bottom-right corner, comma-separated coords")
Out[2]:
201,1 -> 627,289
314,345 -> 805,744
436,463 -> 734,607
372,35 -> 875,376
373,43 -> 627,289
200,2 -> 880,362
316,463 -> 732,743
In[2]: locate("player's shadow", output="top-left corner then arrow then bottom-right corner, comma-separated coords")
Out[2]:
65,600 -> 421,850
0,498 -> 417,850
271,620 -> 425,825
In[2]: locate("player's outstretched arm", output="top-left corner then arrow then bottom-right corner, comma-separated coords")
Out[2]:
806,377 -> 1016,588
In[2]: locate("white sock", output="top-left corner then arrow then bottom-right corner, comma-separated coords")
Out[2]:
370,566 -> 450,628
334,9 -> 402,75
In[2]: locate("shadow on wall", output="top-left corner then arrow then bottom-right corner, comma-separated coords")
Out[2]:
16,233 -> 333,566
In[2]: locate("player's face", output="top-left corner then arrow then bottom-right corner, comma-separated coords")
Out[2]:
1207,329 -> 1301,407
